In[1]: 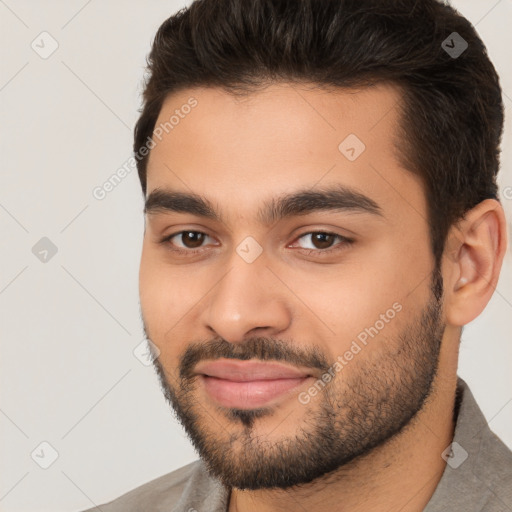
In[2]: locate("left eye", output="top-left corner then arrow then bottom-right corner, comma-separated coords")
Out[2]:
293,232 -> 346,251
164,231 -> 216,250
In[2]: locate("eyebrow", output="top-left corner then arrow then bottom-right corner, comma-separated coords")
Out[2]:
144,184 -> 384,225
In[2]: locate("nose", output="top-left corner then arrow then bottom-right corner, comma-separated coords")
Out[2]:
202,257 -> 292,343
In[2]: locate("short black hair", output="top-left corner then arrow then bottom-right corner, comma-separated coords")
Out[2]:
134,0 -> 504,267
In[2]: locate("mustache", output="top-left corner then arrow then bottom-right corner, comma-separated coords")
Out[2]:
179,337 -> 331,380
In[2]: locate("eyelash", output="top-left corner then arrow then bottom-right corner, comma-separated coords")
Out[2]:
158,230 -> 354,258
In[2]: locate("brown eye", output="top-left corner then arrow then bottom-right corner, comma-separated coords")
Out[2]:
179,231 -> 206,248
290,231 -> 354,257
297,232 -> 339,250
159,230 -> 219,256
310,233 -> 336,249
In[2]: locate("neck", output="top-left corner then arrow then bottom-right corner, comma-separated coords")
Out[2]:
228,372 -> 458,512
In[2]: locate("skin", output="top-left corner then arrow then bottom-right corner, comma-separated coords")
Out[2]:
139,82 -> 508,512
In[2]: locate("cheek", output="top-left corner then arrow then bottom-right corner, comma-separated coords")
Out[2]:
139,246 -> 209,344
139,246 -> 183,341
139,267 -> 189,372
285,241 -> 427,355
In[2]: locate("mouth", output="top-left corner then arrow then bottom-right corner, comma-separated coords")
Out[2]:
195,359 -> 314,409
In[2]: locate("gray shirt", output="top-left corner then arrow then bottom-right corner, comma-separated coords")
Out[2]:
81,377 -> 512,511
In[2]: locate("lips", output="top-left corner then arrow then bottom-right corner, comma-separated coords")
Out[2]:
196,359 -> 312,381
195,359 -> 313,409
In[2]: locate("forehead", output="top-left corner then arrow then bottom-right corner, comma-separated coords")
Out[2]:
145,82 -> 426,227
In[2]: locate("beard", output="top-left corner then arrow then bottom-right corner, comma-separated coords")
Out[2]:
147,266 -> 445,490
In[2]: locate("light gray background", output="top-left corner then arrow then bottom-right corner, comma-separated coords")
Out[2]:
1,1 -> 511,511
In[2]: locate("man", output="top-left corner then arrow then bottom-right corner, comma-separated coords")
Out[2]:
83,0 -> 512,510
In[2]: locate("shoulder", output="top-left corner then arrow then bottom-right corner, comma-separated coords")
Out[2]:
425,378 -> 512,512
476,428 -> 512,510
461,379 -> 512,508
79,460 -> 228,512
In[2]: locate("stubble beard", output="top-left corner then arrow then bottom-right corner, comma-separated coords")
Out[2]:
149,269 -> 445,490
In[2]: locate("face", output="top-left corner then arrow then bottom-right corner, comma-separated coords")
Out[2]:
139,83 -> 446,489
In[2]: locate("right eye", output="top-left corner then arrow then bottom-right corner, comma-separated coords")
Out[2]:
159,230 -> 219,255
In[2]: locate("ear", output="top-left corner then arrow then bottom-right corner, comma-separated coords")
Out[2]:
443,199 -> 509,326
